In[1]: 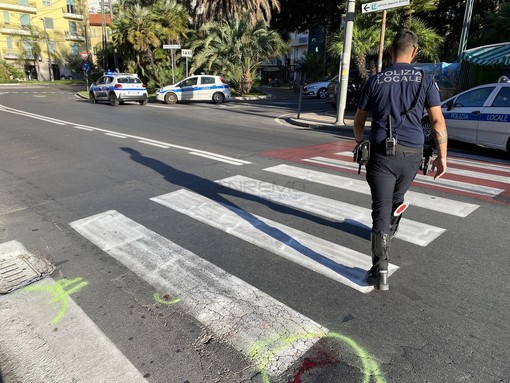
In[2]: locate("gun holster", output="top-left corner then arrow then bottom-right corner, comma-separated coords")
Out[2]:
353,141 -> 371,174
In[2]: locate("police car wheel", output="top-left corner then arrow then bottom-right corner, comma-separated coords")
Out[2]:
109,93 -> 119,106
506,139 -> 510,157
139,100 -> 147,106
164,93 -> 177,104
212,92 -> 224,104
89,92 -> 97,104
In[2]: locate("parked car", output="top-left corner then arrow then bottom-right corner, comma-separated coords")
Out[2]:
156,75 -> 231,104
422,82 -> 510,155
326,75 -> 363,111
89,72 -> 148,106
302,79 -> 332,99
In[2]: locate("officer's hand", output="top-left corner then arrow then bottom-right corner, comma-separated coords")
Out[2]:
431,156 -> 447,179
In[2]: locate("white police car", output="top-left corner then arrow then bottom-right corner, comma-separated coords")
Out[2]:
423,82 -> 510,155
89,73 -> 148,106
156,75 -> 231,104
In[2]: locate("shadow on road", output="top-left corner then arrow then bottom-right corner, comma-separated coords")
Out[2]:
121,147 -> 371,285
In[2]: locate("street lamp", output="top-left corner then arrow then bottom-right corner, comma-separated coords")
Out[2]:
40,18 -> 53,81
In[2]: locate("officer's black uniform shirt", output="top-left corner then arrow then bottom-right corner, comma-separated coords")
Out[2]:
358,62 -> 442,148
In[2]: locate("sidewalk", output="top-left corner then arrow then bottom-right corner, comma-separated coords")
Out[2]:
287,111 -> 356,130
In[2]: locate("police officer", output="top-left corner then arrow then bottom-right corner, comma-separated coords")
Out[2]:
353,29 -> 448,290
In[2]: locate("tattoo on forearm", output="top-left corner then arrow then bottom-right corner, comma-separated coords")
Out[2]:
434,129 -> 448,144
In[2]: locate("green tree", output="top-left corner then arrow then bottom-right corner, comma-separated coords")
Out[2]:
328,3 -> 443,82
479,1 -> 510,44
191,0 -> 281,26
190,12 -> 289,94
111,0 -> 189,86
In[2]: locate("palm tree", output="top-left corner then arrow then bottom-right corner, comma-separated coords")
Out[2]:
328,1 -> 443,82
192,0 -> 281,26
190,12 -> 288,94
111,0 -> 189,85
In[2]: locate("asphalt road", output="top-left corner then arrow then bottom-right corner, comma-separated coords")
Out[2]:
0,83 -> 509,383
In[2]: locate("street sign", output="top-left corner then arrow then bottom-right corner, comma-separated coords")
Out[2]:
362,0 -> 409,13
163,44 -> 181,49
181,49 -> 192,58
82,63 -> 91,73
79,51 -> 90,61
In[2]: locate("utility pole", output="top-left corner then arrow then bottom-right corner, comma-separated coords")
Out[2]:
40,18 -> 53,81
458,0 -> 474,58
101,0 -> 107,71
335,0 -> 355,125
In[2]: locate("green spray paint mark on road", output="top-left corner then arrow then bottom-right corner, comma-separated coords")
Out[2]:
153,292 -> 181,305
24,277 -> 88,324
252,332 -> 386,383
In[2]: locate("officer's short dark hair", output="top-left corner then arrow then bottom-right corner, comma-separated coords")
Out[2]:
392,29 -> 418,56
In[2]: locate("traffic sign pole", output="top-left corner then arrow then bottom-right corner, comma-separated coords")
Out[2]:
163,45 -> 182,84
377,10 -> 387,72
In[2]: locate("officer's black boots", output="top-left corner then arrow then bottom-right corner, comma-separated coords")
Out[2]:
390,202 -> 409,238
367,231 -> 390,290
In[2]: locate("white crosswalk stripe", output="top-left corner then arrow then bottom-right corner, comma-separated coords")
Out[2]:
150,189 -> 398,292
215,175 -> 445,246
70,210 -> 328,379
264,164 -> 479,217
336,151 -> 510,185
303,156 -> 504,197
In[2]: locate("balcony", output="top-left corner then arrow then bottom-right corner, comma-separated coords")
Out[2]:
62,5 -> 84,20
0,23 -> 32,36
0,0 -> 36,13
65,30 -> 85,41
1,47 -> 35,60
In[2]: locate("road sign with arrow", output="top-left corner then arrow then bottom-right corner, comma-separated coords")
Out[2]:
362,0 -> 409,13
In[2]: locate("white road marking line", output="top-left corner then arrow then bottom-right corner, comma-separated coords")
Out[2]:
447,157 -> 510,173
104,132 -> 127,138
151,189 -> 398,293
0,276 -> 147,382
189,151 -> 247,165
264,164 -> 479,217
70,210 -> 327,378
304,157 -> 504,197
138,140 -> 170,148
0,104 -> 251,166
336,151 -> 510,183
73,125 -> 94,131
216,175 -> 445,246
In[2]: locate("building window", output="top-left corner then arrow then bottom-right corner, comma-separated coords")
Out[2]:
22,41 -> 32,55
43,0 -> 52,6
68,20 -> 77,35
70,43 -> 79,55
18,0 -> 29,6
49,41 -> 56,54
20,14 -> 30,28
7,37 -> 13,49
66,0 -> 76,14
3,11 -> 9,24
43,18 -> 54,29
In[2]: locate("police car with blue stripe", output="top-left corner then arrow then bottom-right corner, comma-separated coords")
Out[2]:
422,82 -> 510,157
89,72 -> 148,106
156,75 -> 231,104
431,81 -> 510,155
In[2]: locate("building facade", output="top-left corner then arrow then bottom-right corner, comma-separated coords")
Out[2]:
0,0 -> 89,80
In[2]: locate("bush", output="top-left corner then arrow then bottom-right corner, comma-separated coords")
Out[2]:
0,60 -> 24,81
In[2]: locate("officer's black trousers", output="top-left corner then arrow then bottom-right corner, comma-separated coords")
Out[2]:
366,151 -> 423,235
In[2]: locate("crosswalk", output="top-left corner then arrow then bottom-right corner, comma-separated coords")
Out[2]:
261,142 -> 510,204
2,158 -> 495,381
70,161 -> 479,379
